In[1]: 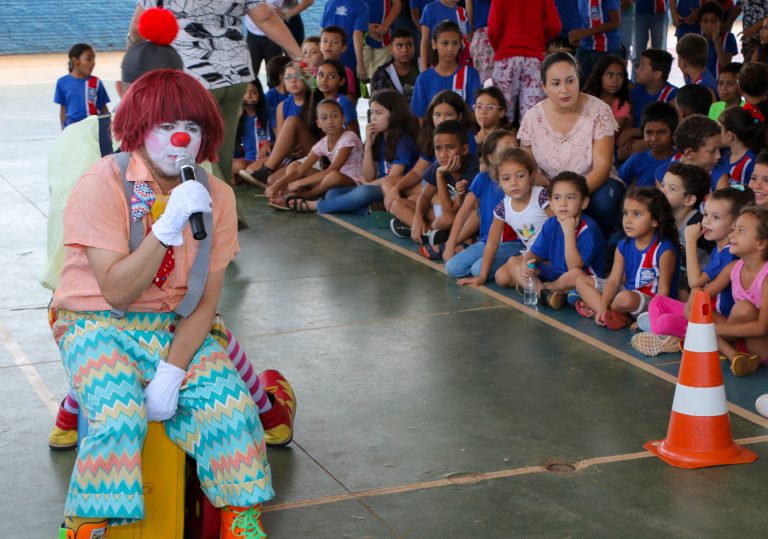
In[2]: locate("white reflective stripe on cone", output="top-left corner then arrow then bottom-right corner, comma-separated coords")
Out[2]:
671,384 -> 728,416
683,322 -> 718,353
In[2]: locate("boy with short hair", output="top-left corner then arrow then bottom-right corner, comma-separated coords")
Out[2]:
699,1 -> 738,79
301,36 -> 324,68
659,161 -> 712,249
389,120 -> 480,244
738,61 -> 768,122
654,114 -> 725,187
675,83 -> 715,119
523,172 -> 607,309
709,62 -> 745,120
618,49 -> 677,160
676,33 -> 718,99
320,26 -> 359,100
363,0 -> 402,79
321,0 -> 369,81
370,27 -> 420,103
619,102 -> 678,187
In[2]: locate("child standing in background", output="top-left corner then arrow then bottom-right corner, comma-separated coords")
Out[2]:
419,0 -> 471,72
672,0 -> 703,39
54,43 -> 110,129
699,1 -> 738,79
575,187 -> 680,330
320,0 -> 369,82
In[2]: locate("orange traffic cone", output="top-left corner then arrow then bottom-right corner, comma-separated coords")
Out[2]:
644,290 -> 758,468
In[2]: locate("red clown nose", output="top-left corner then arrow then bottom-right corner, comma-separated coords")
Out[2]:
171,132 -> 191,147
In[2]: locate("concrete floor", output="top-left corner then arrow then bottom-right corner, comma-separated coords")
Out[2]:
2,50 -> 768,539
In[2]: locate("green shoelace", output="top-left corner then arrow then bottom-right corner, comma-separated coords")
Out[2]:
231,505 -> 267,539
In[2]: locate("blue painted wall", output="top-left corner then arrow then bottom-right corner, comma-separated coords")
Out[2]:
0,0 -> 325,55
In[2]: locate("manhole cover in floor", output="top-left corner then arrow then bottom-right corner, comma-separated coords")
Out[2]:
546,463 -> 576,473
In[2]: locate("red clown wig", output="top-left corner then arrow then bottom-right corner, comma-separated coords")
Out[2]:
112,69 -> 224,163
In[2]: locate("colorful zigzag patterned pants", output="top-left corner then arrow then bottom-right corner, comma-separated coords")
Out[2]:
52,310 -> 274,525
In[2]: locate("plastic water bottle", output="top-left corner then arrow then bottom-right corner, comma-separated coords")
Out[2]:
523,261 -> 538,306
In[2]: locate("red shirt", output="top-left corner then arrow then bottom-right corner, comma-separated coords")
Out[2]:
487,0 -> 562,61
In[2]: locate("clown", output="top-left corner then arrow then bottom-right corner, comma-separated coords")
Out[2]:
53,68 -> 274,539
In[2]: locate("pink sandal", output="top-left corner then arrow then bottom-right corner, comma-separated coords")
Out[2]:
575,300 -> 596,319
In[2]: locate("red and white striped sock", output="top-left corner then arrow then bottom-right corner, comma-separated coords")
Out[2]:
226,329 -> 272,414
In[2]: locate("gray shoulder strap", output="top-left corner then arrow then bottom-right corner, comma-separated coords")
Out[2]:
111,152 -> 212,319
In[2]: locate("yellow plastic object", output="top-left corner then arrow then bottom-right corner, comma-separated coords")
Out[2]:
110,423 -> 186,539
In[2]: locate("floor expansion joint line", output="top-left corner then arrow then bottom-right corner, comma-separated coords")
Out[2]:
320,214 -> 768,431
265,434 -> 768,514
0,318 -> 58,415
244,304 -> 511,339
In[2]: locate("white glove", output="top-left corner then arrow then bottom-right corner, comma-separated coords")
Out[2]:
152,181 -> 212,247
145,361 -> 186,421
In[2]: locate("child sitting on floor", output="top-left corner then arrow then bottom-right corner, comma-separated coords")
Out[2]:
473,87 -> 508,150
458,148 -> 551,288
659,162 -> 711,250
516,172 -> 606,310
267,99 -> 364,209
676,33 -> 718,99
442,130 -> 522,272
619,102 -> 678,188
654,114 -> 724,188
632,187 -> 754,356
750,151 -> 768,207
574,187 -> 680,330
715,106 -> 767,189
583,54 -> 631,135
391,120 -> 481,244
705,205 -> 768,376
233,80 -> 271,185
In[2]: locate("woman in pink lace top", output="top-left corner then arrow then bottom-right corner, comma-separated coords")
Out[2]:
518,51 -> 624,237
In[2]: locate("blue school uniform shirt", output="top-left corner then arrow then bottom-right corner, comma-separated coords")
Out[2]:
580,0 -> 621,52
706,32 -> 738,79
321,0 -> 370,70
636,0 -> 668,14
685,70 -> 718,97
469,172 -> 503,242
420,1 -> 471,37
555,0 -> 589,39
472,0 -> 492,30
674,0 -> 702,37
53,74 -> 110,127
619,150 -> 674,187
375,135 -> 419,178
281,95 -> 303,121
410,65 -> 481,118
618,235 -> 680,298
241,114 -> 270,160
721,149 -> 757,187
423,155 -> 481,188
265,87 -> 289,137
364,0 -> 392,48
530,215 -> 606,278
629,83 -> 678,128
703,244 -> 736,315
335,94 -> 358,127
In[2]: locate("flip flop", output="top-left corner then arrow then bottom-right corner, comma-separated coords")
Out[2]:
574,300 -> 595,318
267,200 -> 290,211
286,195 -> 312,212
604,310 -> 632,330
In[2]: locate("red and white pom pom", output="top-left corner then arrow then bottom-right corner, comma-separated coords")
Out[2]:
138,7 -> 179,46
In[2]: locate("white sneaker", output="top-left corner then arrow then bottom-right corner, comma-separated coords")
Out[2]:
755,394 -> 768,418
631,332 -> 681,357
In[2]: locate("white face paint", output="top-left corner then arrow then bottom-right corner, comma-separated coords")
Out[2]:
144,121 -> 203,177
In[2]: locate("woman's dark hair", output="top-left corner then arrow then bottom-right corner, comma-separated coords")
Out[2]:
624,187 -> 679,250
583,54 -> 629,109
719,106 -> 768,154
480,129 -> 516,168
709,186 -> 756,219
540,51 -> 580,84
67,43 -> 93,73
236,79 -> 270,149
370,90 -> 418,164
419,90 -> 474,157
306,59 -> 348,137
266,55 -> 292,89
430,20 -> 462,67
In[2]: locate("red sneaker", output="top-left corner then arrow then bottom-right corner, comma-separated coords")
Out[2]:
257,370 -> 296,446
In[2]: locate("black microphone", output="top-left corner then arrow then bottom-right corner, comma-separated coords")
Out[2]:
174,154 -> 207,241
